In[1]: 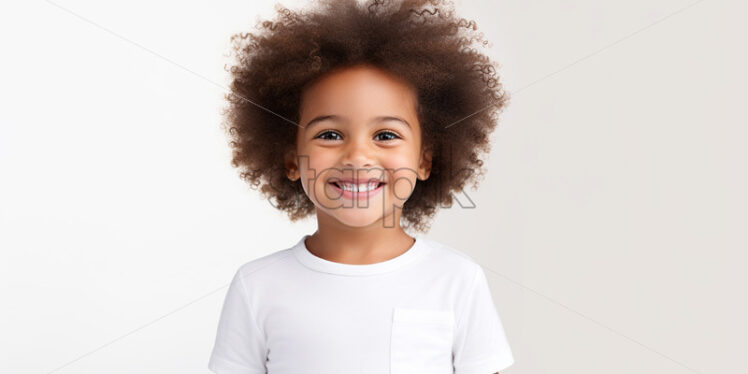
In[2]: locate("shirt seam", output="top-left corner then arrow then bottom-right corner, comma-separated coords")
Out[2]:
454,352 -> 514,373
292,237 -> 430,277
236,268 -> 268,351
455,263 -> 481,332
209,354 -> 256,372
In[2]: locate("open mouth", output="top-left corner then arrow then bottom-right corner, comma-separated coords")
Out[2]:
327,179 -> 387,198
329,181 -> 386,189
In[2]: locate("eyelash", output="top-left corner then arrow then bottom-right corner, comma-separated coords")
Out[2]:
314,130 -> 402,142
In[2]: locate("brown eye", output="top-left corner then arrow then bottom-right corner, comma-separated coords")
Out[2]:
375,131 -> 401,141
315,130 -> 342,141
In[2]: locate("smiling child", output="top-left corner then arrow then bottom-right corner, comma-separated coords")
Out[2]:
209,0 -> 514,373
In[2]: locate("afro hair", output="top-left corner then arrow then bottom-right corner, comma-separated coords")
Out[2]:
221,0 -> 509,233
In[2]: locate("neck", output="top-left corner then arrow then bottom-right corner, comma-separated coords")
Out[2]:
305,209 -> 415,265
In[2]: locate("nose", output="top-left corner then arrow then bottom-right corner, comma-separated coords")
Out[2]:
341,134 -> 375,170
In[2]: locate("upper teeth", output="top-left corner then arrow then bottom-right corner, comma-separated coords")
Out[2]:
337,182 -> 380,192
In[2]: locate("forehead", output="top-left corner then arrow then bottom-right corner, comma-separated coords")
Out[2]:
299,65 -> 418,122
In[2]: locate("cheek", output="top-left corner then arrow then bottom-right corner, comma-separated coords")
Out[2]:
381,151 -> 419,170
298,151 -> 336,197
382,153 -> 420,201
388,171 -> 418,201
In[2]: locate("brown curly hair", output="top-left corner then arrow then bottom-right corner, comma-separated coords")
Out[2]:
221,0 -> 509,233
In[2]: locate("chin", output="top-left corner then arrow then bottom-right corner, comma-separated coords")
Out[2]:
330,210 -> 386,228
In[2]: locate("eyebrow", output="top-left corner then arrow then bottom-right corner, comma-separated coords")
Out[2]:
303,115 -> 411,130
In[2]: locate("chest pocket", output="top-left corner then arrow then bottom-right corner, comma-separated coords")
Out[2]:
390,307 -> 454,374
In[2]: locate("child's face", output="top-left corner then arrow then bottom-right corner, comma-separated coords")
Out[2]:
286,65 -> 432,228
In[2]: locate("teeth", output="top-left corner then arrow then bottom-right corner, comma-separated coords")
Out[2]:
337,182 -> 380,192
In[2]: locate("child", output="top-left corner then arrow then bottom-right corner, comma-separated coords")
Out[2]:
209,0 -> 514,373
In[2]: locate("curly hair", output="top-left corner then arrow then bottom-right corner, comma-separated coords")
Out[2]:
221,0 -> 509,233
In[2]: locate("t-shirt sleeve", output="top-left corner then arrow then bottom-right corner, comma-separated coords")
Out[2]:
208,268 -> 268,374
453,264 -> 515,374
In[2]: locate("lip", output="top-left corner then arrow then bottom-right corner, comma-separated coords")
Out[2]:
329,178 -> 385,184
328,180 -> 386,200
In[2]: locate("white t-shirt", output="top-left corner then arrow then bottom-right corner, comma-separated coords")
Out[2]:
208,234 -> 514,374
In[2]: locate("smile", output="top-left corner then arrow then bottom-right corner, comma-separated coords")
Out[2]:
328,181 -> 386,200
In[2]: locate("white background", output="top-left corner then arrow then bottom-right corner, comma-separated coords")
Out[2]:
0,0 -> 745,373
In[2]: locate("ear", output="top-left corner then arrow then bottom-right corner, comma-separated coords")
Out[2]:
284,148 -> 300,181
417,145 -> 433,181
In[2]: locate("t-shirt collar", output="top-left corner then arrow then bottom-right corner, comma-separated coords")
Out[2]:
292,234 -> 428,276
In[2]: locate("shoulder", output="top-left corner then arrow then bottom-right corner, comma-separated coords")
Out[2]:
420,237 -> 480,264
232,245 -> 297,283
418,237 -> 483,278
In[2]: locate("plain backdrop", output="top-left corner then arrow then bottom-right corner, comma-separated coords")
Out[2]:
0,0 -> 745,373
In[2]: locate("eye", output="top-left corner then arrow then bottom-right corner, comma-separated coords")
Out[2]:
314,130 -> 342,141
314,130 -> 401,142
375,131 -> 401,141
